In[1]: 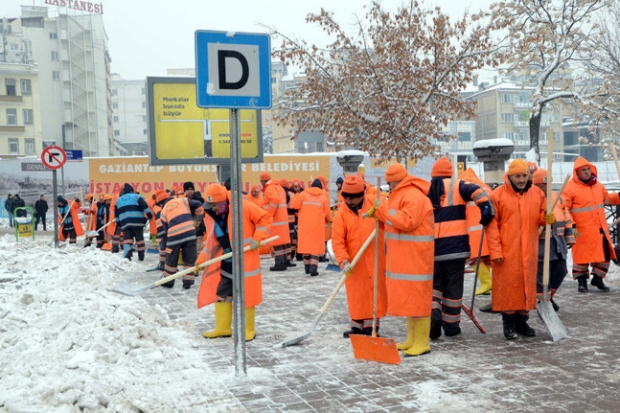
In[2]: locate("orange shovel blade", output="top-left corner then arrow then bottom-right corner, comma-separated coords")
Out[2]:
101,243 -> 112,251
349,335 -> 401,365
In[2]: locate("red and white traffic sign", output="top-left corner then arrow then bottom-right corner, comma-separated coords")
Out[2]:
41,146 -> 67,170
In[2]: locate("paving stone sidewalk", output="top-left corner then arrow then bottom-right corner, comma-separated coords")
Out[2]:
114,249 -> 620,413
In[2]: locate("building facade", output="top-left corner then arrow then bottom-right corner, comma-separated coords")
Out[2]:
111,74 -> 147,156
0,62 -> 42,157
2,6 -> 113,157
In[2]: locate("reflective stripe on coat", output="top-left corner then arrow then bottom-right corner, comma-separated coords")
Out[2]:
374,175 -> 434,317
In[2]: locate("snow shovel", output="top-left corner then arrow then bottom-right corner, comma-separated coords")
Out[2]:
109,235 -> 279,296
461,227 -> 487,334
280,229 -> 377,347
325,240 -> 341,271
350,190 -> 401,365
86,220 -> 113,238
536,130 -> 568,342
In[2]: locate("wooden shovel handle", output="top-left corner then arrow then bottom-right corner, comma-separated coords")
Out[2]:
153,235 -> 280,287
320,229 -> 377,314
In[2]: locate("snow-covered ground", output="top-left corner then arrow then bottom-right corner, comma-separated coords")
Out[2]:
2,216 -> 620,413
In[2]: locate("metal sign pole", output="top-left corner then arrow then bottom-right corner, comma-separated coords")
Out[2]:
52,169 -> 59,248
230,108 -> 247,378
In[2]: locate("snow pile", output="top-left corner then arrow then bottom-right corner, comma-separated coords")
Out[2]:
0,236 -> 233,412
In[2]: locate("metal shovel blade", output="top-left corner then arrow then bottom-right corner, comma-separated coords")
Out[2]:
280,314 -> 322,347
85,230 -> 99,237
536,300 -> 568,342
108,282 -> 154,297
349,335 -> 401,365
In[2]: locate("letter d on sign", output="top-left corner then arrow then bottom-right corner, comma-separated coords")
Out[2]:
218,50 -> 249,90
207,43 -> 260,97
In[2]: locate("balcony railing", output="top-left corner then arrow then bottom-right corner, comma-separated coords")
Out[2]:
0,95 -> 24,103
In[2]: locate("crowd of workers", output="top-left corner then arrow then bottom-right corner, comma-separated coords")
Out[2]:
10,153 -> 615,355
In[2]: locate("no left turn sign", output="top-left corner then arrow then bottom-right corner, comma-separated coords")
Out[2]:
41,146 -> 67,170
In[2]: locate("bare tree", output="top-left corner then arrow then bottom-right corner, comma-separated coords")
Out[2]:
489,0 -> 612,162
268,0 -> 505,162
578,2 -> 620,147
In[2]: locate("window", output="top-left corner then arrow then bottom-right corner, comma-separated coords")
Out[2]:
5,79 -> 16,96
23,109 -> 33,125
49,32 -> 57,39
114,130 -> 120,136
111,89 -> 117,96
142,102 -> 145,108
20,79 -> 31,95
142,115 -> 146,121
501,94 -> 514,104
143,129 -> 147,135
141,87 -> 145,95
8,139 -> 18,154
25,139 -> 35,154
0,24 -> 12,34
113,116 -> 119,122
6,109 -> 17,125
52,71 -> 60,80
112,102 -> 118,109
501,113 -> 515,123
51,51 -> 59,60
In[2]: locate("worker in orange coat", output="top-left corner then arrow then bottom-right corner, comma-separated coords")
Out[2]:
562,156 -> 620,293
367,163 -> 434,356
290,178 -> 332,276
427,158 -> 494,339
532,169 -> 575,311
57,195 -> 83,243
459,168 -> 493,296
332,175 -> 387,337
247,184 -> 263,208
260,172 -> 291,271
485,159 -> 555,340
197,184 -> 272,341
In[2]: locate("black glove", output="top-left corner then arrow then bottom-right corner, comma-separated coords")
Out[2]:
479,202 -> 494,226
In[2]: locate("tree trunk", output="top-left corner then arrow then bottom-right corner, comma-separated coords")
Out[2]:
529,111 -> 542,163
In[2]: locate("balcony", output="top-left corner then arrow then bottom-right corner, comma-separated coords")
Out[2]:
0,125 -> 26,132
0,95 -> 23,103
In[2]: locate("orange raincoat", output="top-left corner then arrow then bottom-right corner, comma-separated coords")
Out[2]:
332,191 -> 387,320
290,187 -> 331,255
562,157 -> 620,264
373,175 -> 434,317
197,196 -> 272,309
459,168 -> 491,258
485,175 -> 546,312
58,200 -> 84,240
262,180 -> 290,247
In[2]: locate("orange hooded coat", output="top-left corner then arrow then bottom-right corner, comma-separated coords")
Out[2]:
332,190 -> 387,320
196,195 -> 272,309
373,175 -> 434,317
562,157 -> 620,264
485,174 -> 547,312
290,187 -> 332,255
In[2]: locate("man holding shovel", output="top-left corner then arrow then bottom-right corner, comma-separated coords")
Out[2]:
532,169 -> 575,311
332,175 -> 387,338
367,163 -> 435,356
486,159 -> 555,340
197,184 -> 272,342
114,184 -> 152,261
562,157 -> 620,293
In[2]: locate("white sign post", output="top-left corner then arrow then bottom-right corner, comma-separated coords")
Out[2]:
195,30 -> 271,378
41,145 -> 67,248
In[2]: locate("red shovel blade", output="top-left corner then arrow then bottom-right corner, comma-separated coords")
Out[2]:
462,304 -> 486,334
349,335 -> 401,365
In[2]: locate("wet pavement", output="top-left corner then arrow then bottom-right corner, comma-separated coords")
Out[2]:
116,248 -> 620,413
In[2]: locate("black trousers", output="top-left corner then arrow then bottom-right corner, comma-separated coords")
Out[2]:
432,258 -> 466,326
35,214 -> 46,230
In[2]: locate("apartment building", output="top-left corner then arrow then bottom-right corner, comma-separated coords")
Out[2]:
0,61 -> 42,157
2,6 -> 113,157
111,74 -> 147,155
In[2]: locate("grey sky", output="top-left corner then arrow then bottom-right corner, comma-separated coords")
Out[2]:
4,0 -> 494,80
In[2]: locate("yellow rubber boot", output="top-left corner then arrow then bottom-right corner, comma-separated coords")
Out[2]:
396,317 -> 415,350
474,262 -> 492,296
245,307 -> 256,341
203,302 -> 233,338
403,316 -> 431,357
